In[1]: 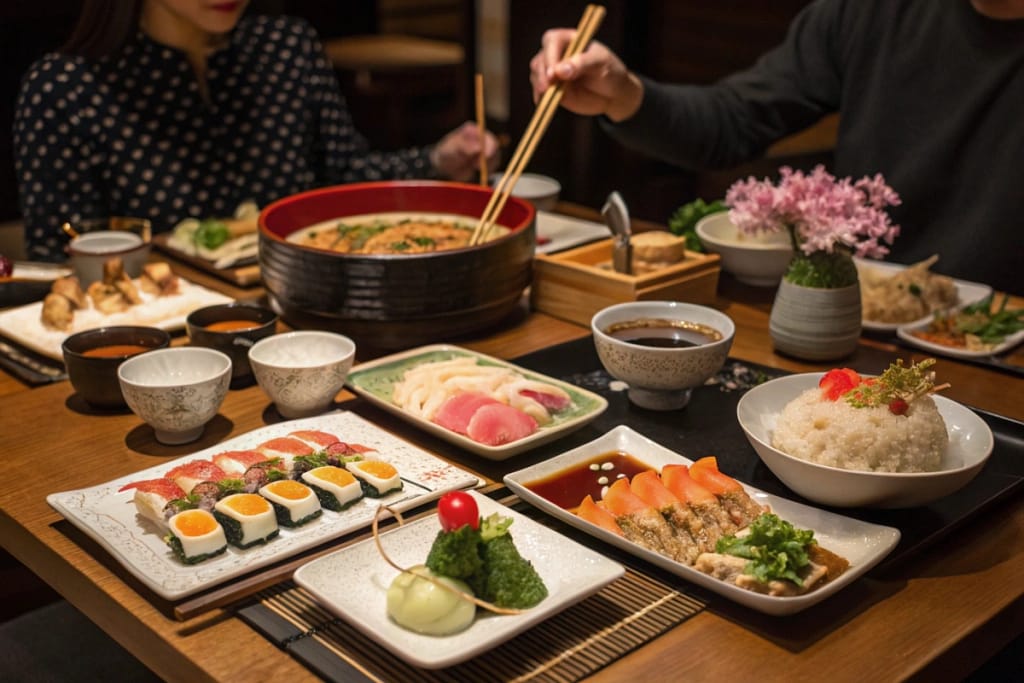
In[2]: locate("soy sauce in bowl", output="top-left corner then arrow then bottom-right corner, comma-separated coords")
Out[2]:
605,318 -> 722,348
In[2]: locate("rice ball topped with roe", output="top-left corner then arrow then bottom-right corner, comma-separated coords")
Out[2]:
772,360 -> 948,473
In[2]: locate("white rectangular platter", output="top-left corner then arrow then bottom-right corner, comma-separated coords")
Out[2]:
47,411 -> 480,601
504,426 -> 901,616
0,276 -> 233,360
294,490 -> 624,669
535,211 -> 609,253
346,344 -> 608,460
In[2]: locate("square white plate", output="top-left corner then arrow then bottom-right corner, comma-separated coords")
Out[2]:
46,411 -> 479,600
346,344 -> 608,460
293,490 -> 624,669
535,211 -> 609,253
0,276 -> 233,360
504,426 -> 901,616
855,258 -> 992,333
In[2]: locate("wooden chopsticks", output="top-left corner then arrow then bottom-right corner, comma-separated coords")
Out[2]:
475,73 -> 487,186
470,4 -> 606,246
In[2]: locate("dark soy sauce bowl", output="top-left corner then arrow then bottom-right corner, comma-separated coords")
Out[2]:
62,326 -> 172,409
186,303 -> 279,384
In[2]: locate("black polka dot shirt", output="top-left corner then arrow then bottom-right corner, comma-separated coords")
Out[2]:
14,15 -> 437,261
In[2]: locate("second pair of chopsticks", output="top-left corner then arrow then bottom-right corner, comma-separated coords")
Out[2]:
470,4 -> 606,246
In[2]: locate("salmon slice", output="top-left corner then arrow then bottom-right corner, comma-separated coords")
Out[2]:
288,430 -> 341,450
257,437 -> 315,473
629,471 -> 700,563
661,464 -> 738,543
689,457 -> 765,527
212,450 -> 270,477
576,495 -> 624,536
602,478 -> 689,561
164,460 -> 229,495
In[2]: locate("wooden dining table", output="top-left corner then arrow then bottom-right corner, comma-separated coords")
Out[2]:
1,216 -> 1022,683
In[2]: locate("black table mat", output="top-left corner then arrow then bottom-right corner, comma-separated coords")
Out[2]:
508,336 -> 1024,572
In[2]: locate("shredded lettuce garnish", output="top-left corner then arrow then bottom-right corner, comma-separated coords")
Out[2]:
715,513 -> 815,585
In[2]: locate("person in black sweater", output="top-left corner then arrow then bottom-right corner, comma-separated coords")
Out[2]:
530,0 -> 1023,294
14,0 -> 498,261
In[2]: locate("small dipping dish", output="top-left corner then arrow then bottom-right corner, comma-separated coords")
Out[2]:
118,347 -> 232,444
592,301 -> 735,410
186,303 -> 278,384
248,331 -> 356,419
62,326 -> 172,409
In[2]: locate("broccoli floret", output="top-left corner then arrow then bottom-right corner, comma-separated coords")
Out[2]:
424,525 -> 482,579
472,515 -> 548,609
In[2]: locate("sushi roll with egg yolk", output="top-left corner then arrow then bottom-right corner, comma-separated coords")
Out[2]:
347,459 -> 403,498
301,466 -> 363,511
259,479 -> 322,527
165,509 -> 228,565
213,493 -> 280,548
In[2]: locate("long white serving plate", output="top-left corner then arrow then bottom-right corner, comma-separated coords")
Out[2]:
504,426 -> 901,616
0,275 -> 233,360
47,411 -> 480,600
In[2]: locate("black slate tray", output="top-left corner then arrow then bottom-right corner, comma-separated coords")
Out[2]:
507,337 -> 1024,573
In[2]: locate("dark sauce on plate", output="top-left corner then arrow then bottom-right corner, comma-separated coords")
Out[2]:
524,451 -> 651,510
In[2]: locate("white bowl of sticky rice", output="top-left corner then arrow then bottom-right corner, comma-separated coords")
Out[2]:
736,364 -> 993,508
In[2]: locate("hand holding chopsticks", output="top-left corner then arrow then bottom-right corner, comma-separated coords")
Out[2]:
470,4 -> 606,246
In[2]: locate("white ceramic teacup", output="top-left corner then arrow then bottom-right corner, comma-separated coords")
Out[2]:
69,230 -> 150,285
248,331 -> 356,419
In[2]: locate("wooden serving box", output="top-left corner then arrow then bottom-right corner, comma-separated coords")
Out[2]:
531,238 -> 721,326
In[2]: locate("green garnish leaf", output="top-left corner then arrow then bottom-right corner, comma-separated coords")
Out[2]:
716,513 -> 815,585
667,198 -> 727,253
845,358 -> 938,408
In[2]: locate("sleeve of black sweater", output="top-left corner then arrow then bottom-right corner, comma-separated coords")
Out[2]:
601,0 -> 848,170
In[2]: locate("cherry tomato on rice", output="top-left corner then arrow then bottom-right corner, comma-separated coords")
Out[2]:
437,491 -> 479,532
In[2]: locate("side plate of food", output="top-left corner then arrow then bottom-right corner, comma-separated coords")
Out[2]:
504,426 -> 900,616
346,344 -> 609,460
46,411 -> 479,600
294,490 -> 623,669
895,295 -> 1024,360
856,257 -> 992,333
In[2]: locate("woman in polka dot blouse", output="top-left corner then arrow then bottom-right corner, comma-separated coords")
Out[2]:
13,0 -> 499,261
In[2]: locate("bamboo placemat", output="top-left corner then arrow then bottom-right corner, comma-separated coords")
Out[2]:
238,565 -> 705,683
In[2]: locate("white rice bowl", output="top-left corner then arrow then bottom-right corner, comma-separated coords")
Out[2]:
772,387 -> 947,473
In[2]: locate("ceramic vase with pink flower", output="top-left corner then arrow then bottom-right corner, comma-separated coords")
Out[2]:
725,165 -> 901,362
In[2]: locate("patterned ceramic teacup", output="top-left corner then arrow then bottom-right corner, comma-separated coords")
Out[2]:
248,331 -> 356,419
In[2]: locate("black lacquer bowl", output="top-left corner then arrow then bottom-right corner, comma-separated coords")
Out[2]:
258,181 -> 536,350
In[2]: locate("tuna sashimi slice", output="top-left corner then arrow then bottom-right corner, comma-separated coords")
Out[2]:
519,388 -> 571,412
465,403 -> 538,446
432,392 -> 503,435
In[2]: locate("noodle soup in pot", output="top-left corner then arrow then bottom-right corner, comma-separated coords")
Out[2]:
259,181 -> 536,351
288,212 -> 510,255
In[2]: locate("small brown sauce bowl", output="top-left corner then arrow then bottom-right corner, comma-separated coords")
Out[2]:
61,326 -> 172,409
186,303 -> 278,383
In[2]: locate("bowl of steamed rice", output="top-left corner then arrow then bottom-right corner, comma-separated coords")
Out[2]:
736,361 -> 993,508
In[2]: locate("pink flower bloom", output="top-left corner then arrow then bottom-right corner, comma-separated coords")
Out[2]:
725,165 -> 901,259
